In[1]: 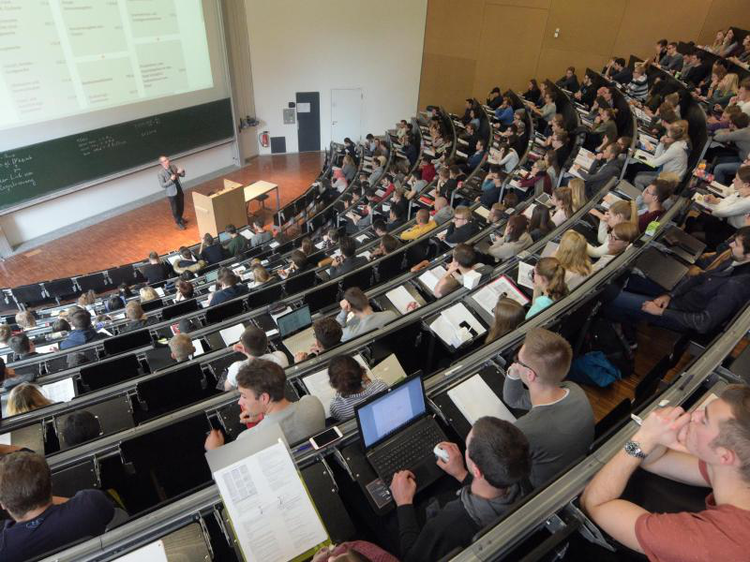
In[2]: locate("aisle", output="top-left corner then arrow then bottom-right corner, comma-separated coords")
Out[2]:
0,152 -> 325,288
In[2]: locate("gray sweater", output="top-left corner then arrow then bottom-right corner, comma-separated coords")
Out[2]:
715,127 -> 750,161
503,377 -> 594,487
337,309 -> 398,342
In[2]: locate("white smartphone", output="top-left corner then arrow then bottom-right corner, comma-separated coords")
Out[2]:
309,426 -> 343,450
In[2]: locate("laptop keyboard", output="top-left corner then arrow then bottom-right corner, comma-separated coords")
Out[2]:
370,422 -> 444,485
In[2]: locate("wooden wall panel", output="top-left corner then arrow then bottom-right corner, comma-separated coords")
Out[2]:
698,0 -> 750,45
485,0 -> 551,9
542,0 -> 626,57
418,53 -> 477,114
473,4 -> 548,95
613,0 -> 711,61
417,0 -> 750,114
422,0 -> 484,60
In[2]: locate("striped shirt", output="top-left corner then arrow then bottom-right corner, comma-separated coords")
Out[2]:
329,379 -> 389,421
626,75 -> 648,101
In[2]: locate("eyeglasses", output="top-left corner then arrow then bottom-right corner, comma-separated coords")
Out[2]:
513,350 -> 536,377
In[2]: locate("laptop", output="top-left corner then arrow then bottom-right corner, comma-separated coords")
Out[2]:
355,374 -> 447,491
635,246 -> 689,290
277,305 -> 312,338
662,226 -> 706,264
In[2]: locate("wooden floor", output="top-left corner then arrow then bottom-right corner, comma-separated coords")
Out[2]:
0,152 -> 325,288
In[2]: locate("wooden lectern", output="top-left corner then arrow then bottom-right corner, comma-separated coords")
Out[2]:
192,179 -> 248,237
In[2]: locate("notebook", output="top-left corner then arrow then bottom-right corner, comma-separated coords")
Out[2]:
219,323 -> 246,346
385,286 -> 420,315
447,374 -> 516,425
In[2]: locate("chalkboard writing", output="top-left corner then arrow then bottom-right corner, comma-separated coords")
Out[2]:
0,98 -> 234,212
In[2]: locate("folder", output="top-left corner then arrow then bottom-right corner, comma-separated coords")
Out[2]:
471,275 -> 530,317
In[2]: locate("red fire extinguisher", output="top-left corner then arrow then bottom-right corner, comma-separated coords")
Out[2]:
259,131 -> 270,148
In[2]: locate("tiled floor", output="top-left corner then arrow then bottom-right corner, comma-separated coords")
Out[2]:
0,152 -> 325,288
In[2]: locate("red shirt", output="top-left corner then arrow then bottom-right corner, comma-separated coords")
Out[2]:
421,163 -> 436,183
638,209 -> 664,232
635,461 -> 750,562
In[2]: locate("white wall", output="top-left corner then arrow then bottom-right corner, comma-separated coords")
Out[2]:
0,143 -> 237,248
245,0 -> 427,155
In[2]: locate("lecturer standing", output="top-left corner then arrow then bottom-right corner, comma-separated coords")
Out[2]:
158,155 -> 187,230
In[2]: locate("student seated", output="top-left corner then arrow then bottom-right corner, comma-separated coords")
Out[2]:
61,410 -> 101,447
488,215 -> 533,262
504,328 -> 594,486
330,236 -> 368,278
485,298 -> 526,344
337,287 -> 397,342
205,360 -> 325,448
199,233 -> 227,264
588,200 -> 636,258
0,452 -> 115,562
434,244 -> 481,297
400,209 -> 437,241
438,206 -> 479,246
208,271 -> 249,307
139,251 -> 173,284
284,250 -> 310,277
554,230 -> 592,289
120,301 -> 157,333
168,333 -> 195,364
59,309 -> 106,350
369,234 -> 401,260
327,355 -> 388,421
605,226 -> 750,336
0,324 -> 11,347
15,310 -> 36,330
633,122 -> 689,189
294,317 -> 343,363
223,223 -> 246,256
527,257 -> 569,319
9,333 -> 40,362
551,187 -> 574,226
528,204 -> 554,241
0,358 -> 35,391
224,326 -> 289,390
390,417 -> 531,562
637,179 -> 668,232
7,383 -> 53,417
433,196 -> 455,225
572,143 -> 623,198
581,385 -> 750,561
556,66 -> 579,92
174,280 -> 195,302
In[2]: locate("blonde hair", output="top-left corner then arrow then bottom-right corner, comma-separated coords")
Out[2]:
609,200 -> 634,221
569,179 -> 586,211
252,265 -> 271,283
126,300 -> 145,321
669,121 -> 689,142
0,324 -> 11,344
522,328 -> 573,384
553,187 -> 573,219
555,231 -> 592,276
612,222 -> 640,245
7,383 -> 53,416
15,311 -> 36,329
535,257 -> 569,301
77,290 -> 96,307
719,73 -> 739,95
139,287 -> 159,302
454,206 -> 472,220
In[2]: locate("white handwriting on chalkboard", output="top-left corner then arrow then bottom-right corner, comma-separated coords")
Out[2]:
0,152 -> 36,193
76,134 -> 128,157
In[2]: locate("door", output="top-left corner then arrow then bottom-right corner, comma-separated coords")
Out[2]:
331,88 -> 362,143
296,92 -> 321,152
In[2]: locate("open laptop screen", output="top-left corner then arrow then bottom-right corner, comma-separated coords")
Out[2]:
277,306 -> 312,338
355,375 -> 426,449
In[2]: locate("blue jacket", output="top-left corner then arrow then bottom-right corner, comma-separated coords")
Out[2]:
59,327 -> 106,350
494,106 -> 514,126
209,284 -> 249,307
467,150 -> 485,171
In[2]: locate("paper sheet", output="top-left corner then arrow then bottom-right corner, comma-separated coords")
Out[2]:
472,275 -> 529,316
517,262 -> 535,289
431,302 -> 487,347
447,374 -> 516,426
386,286 -> 419,315
474,206 -> 490,219
42,378 -> 76,403
522,203 -> 537,219
240,230 -> 254,240
214,440 -> 329,562
602,192 -> 624,210
0,433 -> 11,446
220,324 -> 246,346
155,287 -> 165,297
35,344 -> 58,354
418,265 -> 447,296
192,339 -> 205,357
112,540 -> 168,562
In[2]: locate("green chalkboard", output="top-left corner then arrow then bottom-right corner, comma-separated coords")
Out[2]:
0,98 -> 234,212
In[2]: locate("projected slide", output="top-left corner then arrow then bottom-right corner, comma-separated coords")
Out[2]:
0,0 -> 214,130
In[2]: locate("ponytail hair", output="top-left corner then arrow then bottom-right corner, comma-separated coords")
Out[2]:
536,257 -> 569,301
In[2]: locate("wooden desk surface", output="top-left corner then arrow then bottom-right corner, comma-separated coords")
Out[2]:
244,180 -> 278,202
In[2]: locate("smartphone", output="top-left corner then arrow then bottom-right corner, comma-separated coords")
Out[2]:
309,426 -> 343,450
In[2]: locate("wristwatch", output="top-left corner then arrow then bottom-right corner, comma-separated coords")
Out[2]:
624,440 -> 647,460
